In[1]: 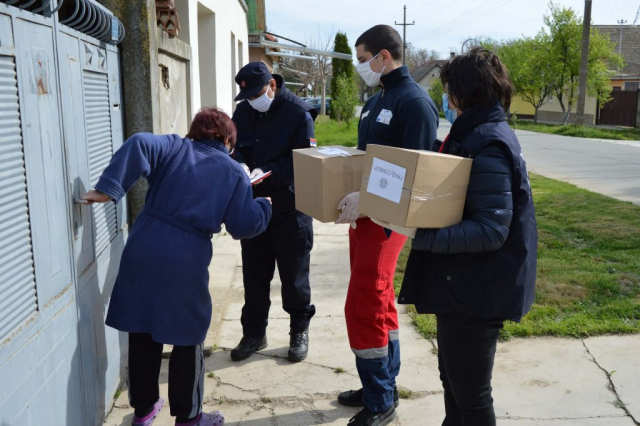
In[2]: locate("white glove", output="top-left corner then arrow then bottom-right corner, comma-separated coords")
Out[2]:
250,168 -> 264,179
370,218 -> 417,238
239,163 -> 250,176
335,192 -> 360,225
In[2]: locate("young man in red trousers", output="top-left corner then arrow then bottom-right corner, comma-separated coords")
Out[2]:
335,25 -> 439,426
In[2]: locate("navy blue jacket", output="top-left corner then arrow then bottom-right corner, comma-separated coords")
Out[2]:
358,65 -> 439,151
233,75 -> 317,220
399,104 -> 537,322
97,133 -> 272,345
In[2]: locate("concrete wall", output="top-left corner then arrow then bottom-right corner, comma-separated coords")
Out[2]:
510,95 -> 536,116
175,0 -> 249,117
157,29 -> 192,136
610,79 -> 640,91
249,47 -> 274,71
537,93 -> 598,125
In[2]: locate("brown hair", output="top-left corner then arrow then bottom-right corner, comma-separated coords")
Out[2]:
186,107 -> 237,147
440,47 -> 513,112
355,25 -> 403,61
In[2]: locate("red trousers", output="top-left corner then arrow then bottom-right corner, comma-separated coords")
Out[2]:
345,218 -> 407,354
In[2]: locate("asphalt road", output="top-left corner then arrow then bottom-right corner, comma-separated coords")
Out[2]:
436,119 -> 640,205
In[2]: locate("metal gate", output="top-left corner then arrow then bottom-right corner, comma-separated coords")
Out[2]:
0,1 -> 125,425
599,90 -> 639,127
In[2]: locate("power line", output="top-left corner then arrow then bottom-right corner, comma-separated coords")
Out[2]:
413,0 -> 514,42
633,5 -> 640,25
411,0 -> 463,23
411,0 -> 498,42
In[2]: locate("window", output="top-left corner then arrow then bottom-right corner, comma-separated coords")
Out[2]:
624,82 -> 639,91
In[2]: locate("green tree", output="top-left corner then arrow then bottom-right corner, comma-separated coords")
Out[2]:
330,32 -> 354,119
498,35 -> 555,123
428,79 -> 445,112
543,2 -> 623,124
332,74 -> 359,128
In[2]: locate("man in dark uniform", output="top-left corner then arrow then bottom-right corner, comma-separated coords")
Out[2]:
230,62 -> 318,363
335,26 -> 439,426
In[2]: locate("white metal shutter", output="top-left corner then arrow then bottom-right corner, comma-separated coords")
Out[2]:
83,70 -> 117,256
0,55 -> 38,340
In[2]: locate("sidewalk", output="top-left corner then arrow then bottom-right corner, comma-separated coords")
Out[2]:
105,222 -> 640,426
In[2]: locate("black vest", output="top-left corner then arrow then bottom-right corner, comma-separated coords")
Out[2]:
399,114 -> 538,322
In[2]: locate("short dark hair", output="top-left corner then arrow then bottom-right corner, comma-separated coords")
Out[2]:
355,25 -> 403,61
440,47 -> 514,112
186,107 -> 237,147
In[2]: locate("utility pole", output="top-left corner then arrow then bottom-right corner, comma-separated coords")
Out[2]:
395,5 -> 415,66
617,19 -> 627,74
576,0 -> 592,126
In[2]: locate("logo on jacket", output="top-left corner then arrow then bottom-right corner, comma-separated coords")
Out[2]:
380,178 -> 388,189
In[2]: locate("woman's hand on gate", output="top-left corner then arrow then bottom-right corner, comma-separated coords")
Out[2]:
82,190 -> 112,205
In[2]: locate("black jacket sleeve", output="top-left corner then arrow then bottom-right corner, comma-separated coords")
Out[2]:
231,110 -> 247,165
262,111 -> 315,186
398,97 -> 439,151
412,143 -> 514,253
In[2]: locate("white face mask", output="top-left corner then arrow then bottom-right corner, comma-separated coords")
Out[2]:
357,53 -> 386,88
248,87 -> 274,112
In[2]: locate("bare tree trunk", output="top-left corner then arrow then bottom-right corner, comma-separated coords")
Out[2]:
321,79 -> 327,115
534,107 -> 539,124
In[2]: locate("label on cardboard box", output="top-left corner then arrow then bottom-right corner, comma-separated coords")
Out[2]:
317,147 -> 351,157
366,157 -> 406,204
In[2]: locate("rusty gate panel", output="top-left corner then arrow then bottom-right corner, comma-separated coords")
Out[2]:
599,90 -> 639,127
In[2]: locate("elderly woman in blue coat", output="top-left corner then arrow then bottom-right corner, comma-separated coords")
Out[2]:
375,48 -> 537,426
83,107 -> 272,426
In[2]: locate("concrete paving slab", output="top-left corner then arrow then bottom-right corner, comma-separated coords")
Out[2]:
492,338 -> 623,420
584,335 -> 640,422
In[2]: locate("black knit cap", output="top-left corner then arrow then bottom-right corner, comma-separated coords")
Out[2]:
234,62 -> 272,101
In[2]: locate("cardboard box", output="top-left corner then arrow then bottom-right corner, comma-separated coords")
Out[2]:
359,144 -> 472,228
293,146 -> 366,222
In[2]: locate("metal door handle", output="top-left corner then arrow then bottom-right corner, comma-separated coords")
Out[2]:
74,198 -> 90,205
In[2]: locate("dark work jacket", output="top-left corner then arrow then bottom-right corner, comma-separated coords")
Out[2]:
233,75 -> 318,221
358,65 -> 439,151
399,103 -> 538,322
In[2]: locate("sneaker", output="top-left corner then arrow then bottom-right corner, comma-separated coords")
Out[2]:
230,335 -> 267,361
132,397 -> 164,426
347,406 -> 396,426
338,387 -> 399,408
288,328 -> 309,362
175,411 -> 225,426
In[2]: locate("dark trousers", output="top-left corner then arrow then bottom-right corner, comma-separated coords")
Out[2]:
436,315 -> 504,426
128,333 -> 205,422
240,212 -> 315,338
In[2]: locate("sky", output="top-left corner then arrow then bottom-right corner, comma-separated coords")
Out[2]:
265,0 -> 640,59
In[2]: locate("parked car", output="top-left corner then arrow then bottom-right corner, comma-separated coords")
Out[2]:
304,97 -> 331,115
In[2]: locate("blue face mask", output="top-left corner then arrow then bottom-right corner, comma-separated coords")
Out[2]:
442,93 -> 457,124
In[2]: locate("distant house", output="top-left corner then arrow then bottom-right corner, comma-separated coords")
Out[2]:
593,24 -> 640,91
410,56 -> 453,92
512,26 -> 640,126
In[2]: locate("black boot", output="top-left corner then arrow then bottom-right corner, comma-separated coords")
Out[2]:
347,406 -> 397,426
288,328 -> 309,362
338,387 -> 399,408
230,335 -> 267,361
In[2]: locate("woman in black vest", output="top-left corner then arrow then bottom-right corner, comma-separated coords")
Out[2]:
378,48 -> 538,425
